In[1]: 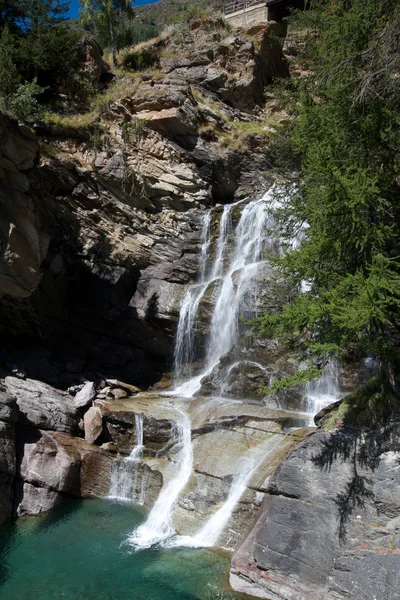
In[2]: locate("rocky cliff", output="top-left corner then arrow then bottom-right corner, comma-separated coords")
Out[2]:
0,16 -> 289,524
0,18 -> 287,390
0,12 -> 398,600
231,408 -> 400,600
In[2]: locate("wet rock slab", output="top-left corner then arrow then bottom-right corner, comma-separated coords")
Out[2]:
96,393 -> 313,549
230,423 -> 400,600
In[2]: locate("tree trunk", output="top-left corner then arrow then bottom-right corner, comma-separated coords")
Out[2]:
109,22 -> 117,66
385,361 -> 400,398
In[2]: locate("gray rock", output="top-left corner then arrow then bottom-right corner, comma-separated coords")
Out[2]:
16,482 -> 61,516
373,451 -> 400,518
73,381 -> 96,409
14,430 -> 115,516
231,424 -> 400,600
19,429 -> 81,495
4,376 -> 78,434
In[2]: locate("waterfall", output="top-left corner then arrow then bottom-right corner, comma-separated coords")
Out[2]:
133,188 -> 344,552
167,434 -> 284,549
207,199 -> 269,370
108,415 -> 145,502
304,360 -> 341,419
173,194 -> 274,397
129,414 -> 144,460
173,284 -> 208,385
210,203 -> 234,279
200,210 -> 212,282
128,410 -> 193,549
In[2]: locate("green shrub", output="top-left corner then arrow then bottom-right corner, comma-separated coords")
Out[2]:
121,47 -> 159,71
122,118 -> 148,143
1,79 -> 45,124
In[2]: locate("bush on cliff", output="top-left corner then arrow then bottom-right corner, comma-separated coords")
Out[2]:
0,0 -> 86,121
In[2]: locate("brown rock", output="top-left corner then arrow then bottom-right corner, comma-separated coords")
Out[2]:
106,379 -> 140,394
136,105 -> 198,138
112,388 -> 128,399
84,406 -> 103,444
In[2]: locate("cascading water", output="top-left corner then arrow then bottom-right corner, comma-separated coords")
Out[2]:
167,433 -> 286,549
129,188 -> 342,552
200,210 -> 212,282
174,194 -> 276,397
304,360 -> 341,419
109,415 -> 145,502
129,414 -> 144,460
128,409 -> 193,549
173,208 -> 213,386
210,202 -> 234,279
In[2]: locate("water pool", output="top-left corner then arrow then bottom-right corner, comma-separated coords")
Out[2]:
0,499 -> 249,600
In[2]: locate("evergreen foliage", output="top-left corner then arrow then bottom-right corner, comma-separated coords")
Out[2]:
80,0 -> 135,65
0,0 -> 83,122
255,0 -> 400,390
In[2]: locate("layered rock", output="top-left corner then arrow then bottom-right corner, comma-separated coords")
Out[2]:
5,376 -> 79,434
0,14 -> 289,391
230,420 -> 400,600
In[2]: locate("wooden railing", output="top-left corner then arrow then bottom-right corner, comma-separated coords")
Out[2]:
224,0 -> 266,16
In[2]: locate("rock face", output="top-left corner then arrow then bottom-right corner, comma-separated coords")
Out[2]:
0,16 -> 288,390
230,421 -> 400,600
0,116 -> 49,298
97,393 -> 313,549
15,429 -> 114,516
0,387 -> 18,525
4,376 -> 79,434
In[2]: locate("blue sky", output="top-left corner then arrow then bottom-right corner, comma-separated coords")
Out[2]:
67,0 -> 160,19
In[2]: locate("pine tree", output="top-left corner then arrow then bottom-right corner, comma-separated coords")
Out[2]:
0,26 -> 19,99
17,0 -> 72,76
255,0 -> 400,392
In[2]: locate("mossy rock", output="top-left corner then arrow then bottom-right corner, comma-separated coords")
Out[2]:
318,376 -> 400,432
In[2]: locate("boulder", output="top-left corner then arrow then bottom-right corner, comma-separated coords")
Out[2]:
84,406 -> 103,444
18,429 -> 81,496
122,85 -> 190,113
4,376 -> 79,434
136,104 -> 198,140
16,482 -> 61,516
73,381 -> 96,409
76,34 -> 110,86
105,379 -> 141,395
14,430 -> 115,516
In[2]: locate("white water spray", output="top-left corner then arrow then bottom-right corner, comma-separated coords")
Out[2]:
304,360 -> 341,420
128,410 -> 193,549
200,210 -> 212,282
173,194 -> 275,397
129,414 -> 144,460
108,415 -> 145,502
167,434 -> 284,549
